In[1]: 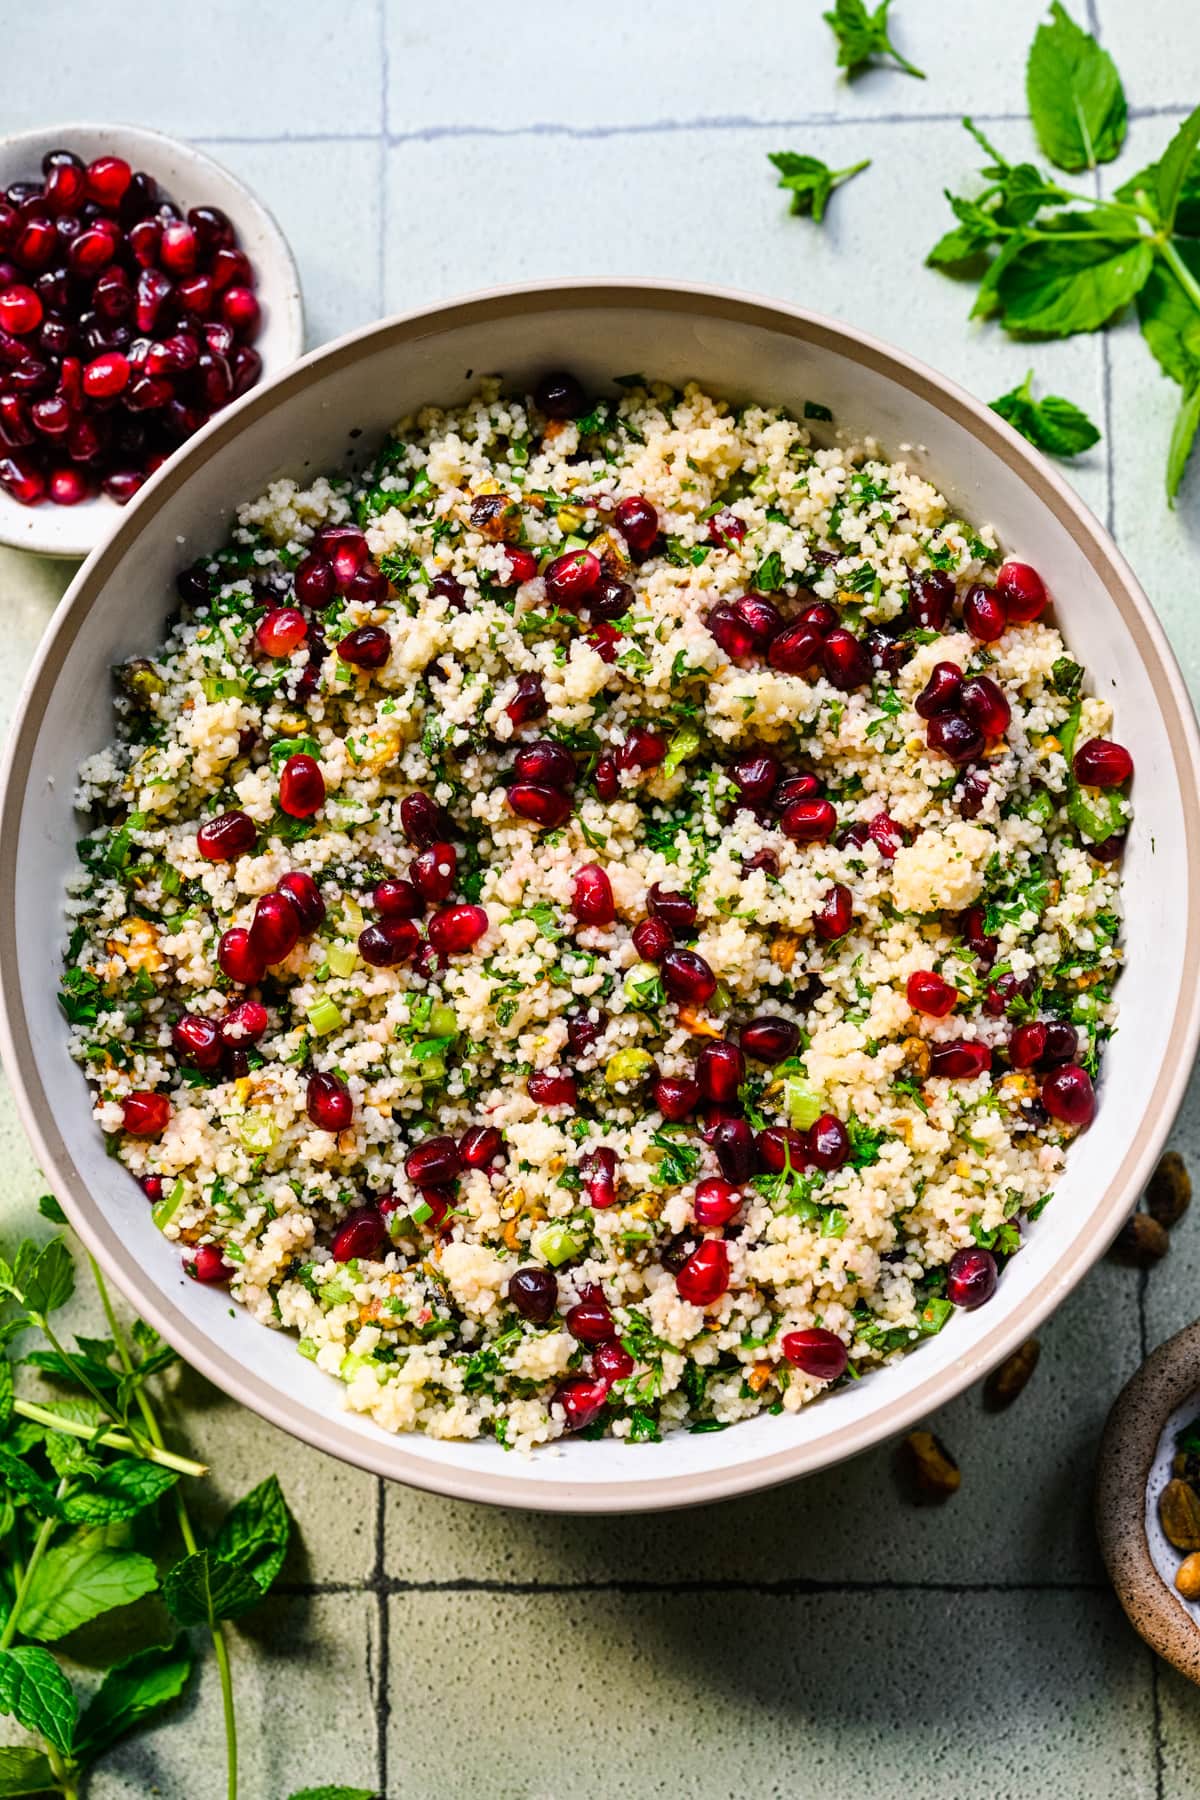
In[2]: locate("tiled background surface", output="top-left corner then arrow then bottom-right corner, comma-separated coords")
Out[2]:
2,2 -> 1199,1794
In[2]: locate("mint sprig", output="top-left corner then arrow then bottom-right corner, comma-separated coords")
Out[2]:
769,151 -> 871,223
823,0 -> 924,80
990,370 -> 1101,458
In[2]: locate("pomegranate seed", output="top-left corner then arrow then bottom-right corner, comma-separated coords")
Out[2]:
93,267 -> 133,324
960,675 -> 1011,737
221,285 -> 260,338
358,919 -> 419,967
374,879 -> 423,920
400,792 -> 453,848
430,570 -> 466,610
556,1375 -> 609,1430
103,468 -> 145,505
331,1206 -> 386,1262
567,1007 -> 608,1055
983,971 -> 1033,1018
295,551 -> 335,609
545,548 -> 600,608
768,623 -> 824,675
196,810 -> 255,862
172,1013 -> 222,1071
1042,1063 -> 1095,1127
676,1239 -> 730,1305
613,493 -> 658,554
929,1041 -> 992,1081
279,753 -> 325,817
697,1040 -> 744,1103
647,885 -> 696,933
126,218 -> 161,268
0,394 -> 35,446
996,561 -> 1046,623
946,1246 -> 998,1308
1043,1021 -> 1078,1065
405,1136 -> 462,1187
0,285 -> 42,335
661,947 -> 717,1005
505,672 -> 547,728
907,971 -> 957,1017
220,1001 -> 269,1047
176,274 -> 214,318
122,1091 -> 170,1136
756,1127 -> 809,1173
15,218 -> 56,272
632,917 -> 672,963
693,1178 -> 742,1228
814,883 -> 853,941
730,751 -> 779,804
535,370 -> 584,418
81,351 -> 130,398
653,1076 -> 701,1121
1091,831 -> 1127,861
255,608 -> 306,658
117,171 -> 160,227
739,1016 -> 799,1063
782,1328 -> 848,1382
501,545 -> 539,586
869,813 -> 905,859
527,1070 -> 577,1108
158,220 -> 197,276
42,150 -> 86,215
781,797 -> 837,842
583,575 -> 633,622
188,1244 -> 234,1284
217,927 -> 264,986
85,156 -> 132,207
960,907 -> 998,969
707,603 -> 755,662
1010,1023 -> 1048,1069
711,1116 -> 755,1184
1073,738 -> 1133,787
47,466 -> 87,505
276,870 -> 325,933
211,246 -> 251,290
808,1114 -> 850,1171
572,863 -> 615,926
963,583 -> 1006,642
823,629 -> 872,689
582,1145 -> 619,1209
249,891 -> 301,965
513,739 -> 575,789
567,1299 -> 616,1344
408,843 -> 455,905
507,782 -> 572,828
914,661 -> 963,718
735,593 -> 784,649
460,1125 -> 505,1169
140,1175 -> 164,1203
617,726 -> 667,772
337,625 -> 391,670
594,751 -> 618,800
307,1071 -> 353,1132
927,713 -> 983,764
707,507 -> 745,549
594,1341 -> 635,1385
509,1266 -> 558,1323
909,569 -> 955,631
427,904 -> 488,955
958,771 -> 991,819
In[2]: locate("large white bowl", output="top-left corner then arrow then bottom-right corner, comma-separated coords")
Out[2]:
0,122 -> 303,559
2,281 -> 1198,1512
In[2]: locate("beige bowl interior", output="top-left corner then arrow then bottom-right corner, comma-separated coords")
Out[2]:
3,283 -> 1198,1511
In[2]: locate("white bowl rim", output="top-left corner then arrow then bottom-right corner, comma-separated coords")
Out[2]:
3,276 -> 1199,1512
0,119 -> 304,559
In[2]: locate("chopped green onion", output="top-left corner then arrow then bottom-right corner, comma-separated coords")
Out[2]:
151,1178 -> 187,1232
534,1222 -> 587,1267
307,997 -> 345,1036
784,1075 -> 822,1129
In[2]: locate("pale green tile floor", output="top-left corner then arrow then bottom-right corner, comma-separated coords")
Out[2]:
3,3 -> 1199,1795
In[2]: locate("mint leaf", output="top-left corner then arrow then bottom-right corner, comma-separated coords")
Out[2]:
1167,382 -> 1200,504
75,1635 -> 193,1761
35,1195 -> 66,1227
823,0 -> 924,79
926,222 -> 995,271
18,1534 -> 158,1641
1026,2 -> 1126,172
212,1474 -> 291,1595
1136,240 -> 1200,386
61,1457 -> 179,1525
990,369 -> 1100,456
768,151 -> 871,223
163,1549 -> 263,1628
0,1361 -> 12,1435
0,1446 -> 62,1519
20,1238 -> 74,1317
0,1745 -> 57,1795
1116,104 -> 1200,234
0,1647 -> 76,1757
994,229 -> 1153,336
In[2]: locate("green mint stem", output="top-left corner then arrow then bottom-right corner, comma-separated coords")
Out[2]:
1160,235 -> 1200,316
11,1398 -> 207,1478
92,1259 -> 240,1800
886,39 -> 924,78
0,1475 -> 69,1651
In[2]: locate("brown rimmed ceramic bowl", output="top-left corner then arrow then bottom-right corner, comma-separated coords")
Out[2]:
1098,1322 -> 1200,1683
2,280 -> 1199,1512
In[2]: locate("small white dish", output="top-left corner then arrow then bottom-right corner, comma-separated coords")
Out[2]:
0,122 -> 303,560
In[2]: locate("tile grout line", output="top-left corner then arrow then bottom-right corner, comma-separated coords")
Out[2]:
378,0 -> 388,320
185,100 -> 1193,151
278,1574 -> 1111,1598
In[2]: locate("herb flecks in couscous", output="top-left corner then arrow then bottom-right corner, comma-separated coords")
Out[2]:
62,374 -> 1131,1451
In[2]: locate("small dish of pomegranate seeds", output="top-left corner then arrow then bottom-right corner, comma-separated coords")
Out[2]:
2,286 -> 1193,1509
0,123 -> 302,557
